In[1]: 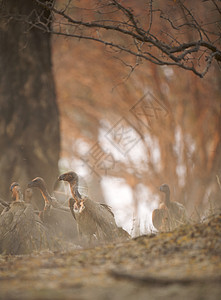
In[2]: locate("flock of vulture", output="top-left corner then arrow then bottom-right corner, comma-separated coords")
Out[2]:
0,171 -> 188,255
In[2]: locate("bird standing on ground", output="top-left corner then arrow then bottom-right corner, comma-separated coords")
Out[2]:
28,177 -> 53,218
152,184 -> 187,232
27,177 -> 70,217
0,182 -> 24,216
59,171 -> 130,245
0,184 -> 19,214
0,182 -> 59,255
27,177 -> 77,240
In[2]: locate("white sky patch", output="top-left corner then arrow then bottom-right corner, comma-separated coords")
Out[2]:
98,121 -> 149,169
101,176 -> 134,233
127,139 -> 148,166
185,134 -> 196,155
176,165 -> 187,187
101,177 -> 159,235
162,66 -> 174,79
152,137 -> 161,168
173,125 -> 182,160
74,138 -> 91,155
134,183 -> 159,234
143,134 -> 161,172
173,126 -> 187,186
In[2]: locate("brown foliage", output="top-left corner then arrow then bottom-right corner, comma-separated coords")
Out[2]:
52,1 -> 221,222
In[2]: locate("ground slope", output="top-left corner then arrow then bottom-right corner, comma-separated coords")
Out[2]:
0,214 -> 221,300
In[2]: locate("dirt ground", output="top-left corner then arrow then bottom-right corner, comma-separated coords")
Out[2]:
0,214 -> 221,300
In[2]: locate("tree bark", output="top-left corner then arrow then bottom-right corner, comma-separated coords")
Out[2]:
0,0 -> 60,200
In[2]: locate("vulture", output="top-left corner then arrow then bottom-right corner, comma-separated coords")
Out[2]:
59,171 -> 130,245
0,182 -> 23,215
152,184 -> 188,232
27,177 -> 78,241
0,182 -> 59,255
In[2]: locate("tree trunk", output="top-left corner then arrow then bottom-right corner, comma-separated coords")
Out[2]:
0,0 -> 60,201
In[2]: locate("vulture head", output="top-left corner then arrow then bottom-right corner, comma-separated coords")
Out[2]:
59,171 -> 78,185
10,182 -> 23,201
159,184 -> 170,194
27,177 -> 46,190
10,182 -> 19,192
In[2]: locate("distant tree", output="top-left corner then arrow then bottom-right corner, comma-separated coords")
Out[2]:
0,0 -> 60,200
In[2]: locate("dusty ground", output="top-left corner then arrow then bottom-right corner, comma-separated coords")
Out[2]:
0,214 -> 221,300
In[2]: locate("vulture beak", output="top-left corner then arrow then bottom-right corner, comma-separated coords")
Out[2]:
27,181 -> 34,188
58,174 -> 65,181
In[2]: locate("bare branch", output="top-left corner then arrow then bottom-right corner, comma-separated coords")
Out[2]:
14,0 -> 220,78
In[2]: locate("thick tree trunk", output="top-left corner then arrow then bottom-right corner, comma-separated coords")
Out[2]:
0,0 -> 60,200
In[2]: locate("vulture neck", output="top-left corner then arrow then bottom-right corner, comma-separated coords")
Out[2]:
39,184 -> 52,204
164,190 -> 170,207
70,180 -> 82,201
16,189 -> 24,201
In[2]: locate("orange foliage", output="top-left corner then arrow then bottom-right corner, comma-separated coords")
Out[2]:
52,1 -> 221,218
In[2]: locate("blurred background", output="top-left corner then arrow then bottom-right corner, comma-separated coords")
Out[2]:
52,1 -> 221,234
0,0 -> 220,235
